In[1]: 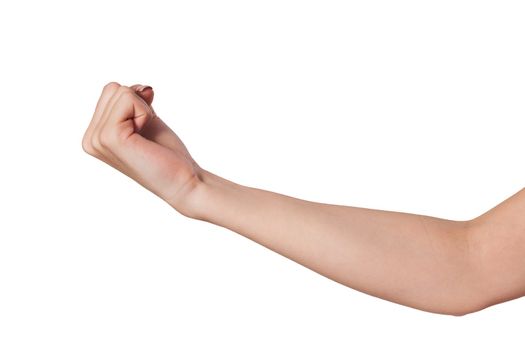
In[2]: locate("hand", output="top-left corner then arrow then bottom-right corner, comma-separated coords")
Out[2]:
82,82 -> 203,217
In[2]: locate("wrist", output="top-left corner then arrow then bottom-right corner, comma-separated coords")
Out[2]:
167,167 -> 241,221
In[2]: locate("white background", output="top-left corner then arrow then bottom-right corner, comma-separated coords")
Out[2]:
1,0 -> 524,349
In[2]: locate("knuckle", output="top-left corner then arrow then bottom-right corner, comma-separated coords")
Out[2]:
118,86 -> 135,99
81,136 -> 94,155
117,85 -> 131,93
91,134 -> 104,153
99,129 -> 118,148
103,81 -> 120,91
101,82 -> 120,100
98,133 -> 110,148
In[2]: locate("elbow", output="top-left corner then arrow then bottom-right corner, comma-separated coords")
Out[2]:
444,215 -> 525,317
444,304 -> 488,317
431,297 -> 492,317
402,294 -> 491,317
443,310 -> 470,317
431,219 -> 495,317
425,296 -> 489,317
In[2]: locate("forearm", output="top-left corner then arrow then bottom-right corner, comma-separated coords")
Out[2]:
182,169 -> 486,315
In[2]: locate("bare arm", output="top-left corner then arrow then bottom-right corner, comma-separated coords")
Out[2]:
186,171 -> 525,316
466,189 -> 525,312
83,83 -> 525,316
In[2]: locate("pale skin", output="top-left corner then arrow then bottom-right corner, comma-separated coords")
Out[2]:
82,82 -> 525,316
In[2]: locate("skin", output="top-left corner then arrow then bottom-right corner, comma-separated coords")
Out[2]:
82,82 -> 525,316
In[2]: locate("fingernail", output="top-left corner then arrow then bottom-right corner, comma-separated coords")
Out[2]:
137,85 -> 152,92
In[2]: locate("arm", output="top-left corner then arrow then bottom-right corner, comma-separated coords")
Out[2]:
185,171 -> 525,316
464,189 -> 525,312
83,82 -> 525,316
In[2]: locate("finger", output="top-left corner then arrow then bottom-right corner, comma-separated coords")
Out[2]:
130,85 -> 157,131
93,82 -> 121,126
125,88 -> 192,158
91,85 -> 126,151
104,88 -> 155,137
98,85 -> 132,127
130,84 -> 154,105
82,82 -> 120,150
96,92 -> 160,187
104,85 -> 193,165
90,85 -> 130,169
84,85 -> 146,182
94,85 -> 149,146
127,84 -> 185,150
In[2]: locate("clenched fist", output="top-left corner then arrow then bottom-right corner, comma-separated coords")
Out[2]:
82,82 -> 204,217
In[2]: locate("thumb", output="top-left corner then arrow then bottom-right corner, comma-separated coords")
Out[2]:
131,84 -> 154,105
116,85 -> 192,160
108,88 -> 155,135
